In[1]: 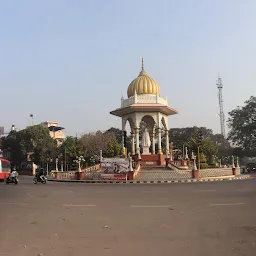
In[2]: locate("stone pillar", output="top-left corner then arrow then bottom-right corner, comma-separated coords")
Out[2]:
122,130 -> 125,156
151,130 -> 156,154
192,157 -> 199,179
232,155 -> 236,175
131,131 -> 135,155
55,158 -> 59,172
121,130 -> 124,148
127,171 -> 134,180
135,127 -> 140,154
165,129 -> 169,155
76,171 -> 83,180
157,127 -> 162,154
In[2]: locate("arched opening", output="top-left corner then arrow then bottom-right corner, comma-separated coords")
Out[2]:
139,115 -> 156,155
160,116 -> 169,155
122,117 -> 135,156
124,119 -> 132,155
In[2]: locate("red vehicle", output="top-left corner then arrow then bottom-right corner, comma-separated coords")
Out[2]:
0,158 -> 11,180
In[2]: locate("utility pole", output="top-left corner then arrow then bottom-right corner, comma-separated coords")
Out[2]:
217,77 -> 226,138
29,114 -> 34,126
197,130 -> 203,171
197,146 -> 200,171
64,146 -> 67,172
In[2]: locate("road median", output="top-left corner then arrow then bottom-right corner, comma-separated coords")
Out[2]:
47,175 -> 252,184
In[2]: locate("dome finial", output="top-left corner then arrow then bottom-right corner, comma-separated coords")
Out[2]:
142,57 -> 144,70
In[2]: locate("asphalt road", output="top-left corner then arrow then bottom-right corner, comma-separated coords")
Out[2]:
0,177 -> 256,256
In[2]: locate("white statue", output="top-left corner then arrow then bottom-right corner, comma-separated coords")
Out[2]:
185,147 -> 188,159
142,128 -> 151,147
142,128 -> 151,154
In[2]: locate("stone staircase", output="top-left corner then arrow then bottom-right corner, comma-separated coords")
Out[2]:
135,166 -> 193,181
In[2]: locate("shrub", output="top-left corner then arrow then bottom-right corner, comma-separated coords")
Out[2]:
199,153 -> 207,163
200,163 -> 208,169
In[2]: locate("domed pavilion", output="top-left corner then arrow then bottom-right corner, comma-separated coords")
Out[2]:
110,58 -> 178,166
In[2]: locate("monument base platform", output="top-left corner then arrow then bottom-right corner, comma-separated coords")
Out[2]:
133,154 -> 166,166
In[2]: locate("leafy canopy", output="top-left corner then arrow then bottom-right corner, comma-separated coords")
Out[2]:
228,96 -> 256,156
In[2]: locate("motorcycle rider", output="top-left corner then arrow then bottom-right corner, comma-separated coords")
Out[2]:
8,166 -> 18,181
36,167 -> 45,181
10,167 -> 18,177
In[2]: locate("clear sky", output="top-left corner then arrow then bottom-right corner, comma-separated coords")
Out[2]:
0,0 -> 255,136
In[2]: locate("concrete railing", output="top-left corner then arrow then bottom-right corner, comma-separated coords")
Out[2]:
168,160 -> 239,180
83,164 -> 101,173
54,170 -> 77,180
168,160 -> 189,170
53,164 -> 101,180
193,167 -> 238,179
198,168 -> 234,178
121,94 -> 168,108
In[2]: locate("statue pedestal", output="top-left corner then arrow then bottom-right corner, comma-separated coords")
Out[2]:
142,146 -> 150,155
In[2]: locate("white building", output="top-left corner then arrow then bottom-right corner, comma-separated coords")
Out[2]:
110,59 -> 178,166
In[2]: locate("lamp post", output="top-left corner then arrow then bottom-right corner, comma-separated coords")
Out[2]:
191,153 -> 197,171
197,146 -> 200,171
191,150 -> 194,160
197,130 -> 203,171
231,155 -> 235,169
100,150 -> 103,162
185,147 -> 189,160
55,158 -> 59,172
169,142 -> 173,161
46,158 -> 50,176
73,156 -> 85,180
74,156 -> 85,172
64,146 -> 67,172
236,156 -> 240,168
128,152 -> 133,172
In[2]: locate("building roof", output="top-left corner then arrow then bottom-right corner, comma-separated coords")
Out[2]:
110,104 -> 178,117
127,58 -> 160,98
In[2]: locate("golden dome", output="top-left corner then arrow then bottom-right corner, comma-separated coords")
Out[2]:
127,58 -> 160,98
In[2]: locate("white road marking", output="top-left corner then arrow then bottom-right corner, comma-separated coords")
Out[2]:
0,202 -> 29,206
62,204 -> 96,207
236,189 -> 255,192
130,205 -> 172,208
141,190 -> 167,193
209,203 -> 245,206
195,190 -> 217,192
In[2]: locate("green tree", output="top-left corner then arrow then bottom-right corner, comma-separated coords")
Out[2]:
81,130 -> 122,163
58,136 -> 84,170
228,96 -> 256,156
106,127 -> 132,154
20,125 -> 57,165
169,126 -> 231,159
2,130 -> 25,165
211,134 -> 232,157
2,125 -> 57,166
106,127 -> 122,144
169,127 -> 214,149
188,128 -> 218,160
103,132 -> 121,157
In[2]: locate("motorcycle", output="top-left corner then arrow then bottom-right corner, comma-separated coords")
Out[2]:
6,171 -> 19,185
33,175 -> 47,184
